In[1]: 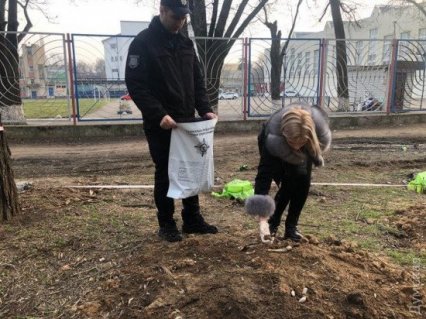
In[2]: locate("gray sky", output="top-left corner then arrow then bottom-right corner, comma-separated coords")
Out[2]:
29,0 -> 390,36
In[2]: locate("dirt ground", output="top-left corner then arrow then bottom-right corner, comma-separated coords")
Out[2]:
1,123 -> 426,318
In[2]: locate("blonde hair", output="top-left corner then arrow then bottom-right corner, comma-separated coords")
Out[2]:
280,108 -> 322,159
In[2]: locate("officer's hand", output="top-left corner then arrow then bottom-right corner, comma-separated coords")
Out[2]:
203,112 -> 217,120
160,115 -> 177,129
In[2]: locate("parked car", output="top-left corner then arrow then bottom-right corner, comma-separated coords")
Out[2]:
219,91 -> 239,100
120,94 -> 132,101
280,90 -> 299,97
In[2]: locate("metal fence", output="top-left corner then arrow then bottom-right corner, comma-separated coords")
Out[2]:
1,31 -> 425,122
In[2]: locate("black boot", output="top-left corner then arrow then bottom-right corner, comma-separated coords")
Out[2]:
158,220 -> 182,242
182,213 -> 218,234
284,226 -> 303,242
268,220 -> 279,236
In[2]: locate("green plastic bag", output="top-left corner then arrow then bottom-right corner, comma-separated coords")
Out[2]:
212,179 -> 254,200
407,171 -> 426,194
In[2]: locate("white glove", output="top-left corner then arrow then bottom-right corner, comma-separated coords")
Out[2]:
259,217 -> 274,243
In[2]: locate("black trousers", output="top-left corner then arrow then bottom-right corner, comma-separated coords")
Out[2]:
254,143 -> 312,230
144,127 -> 200,227
268,161 -> 312,229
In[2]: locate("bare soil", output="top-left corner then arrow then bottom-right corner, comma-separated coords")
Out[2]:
1,123 -> 426,318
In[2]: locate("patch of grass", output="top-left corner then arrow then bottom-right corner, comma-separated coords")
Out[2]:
243,221 -> 256,230
358,238 -> 382,250
302,185 -> 426,261
387,249 -> 426,266
359,210 -> 382,220
22,98 -> 109,119
54,237 -> 67,248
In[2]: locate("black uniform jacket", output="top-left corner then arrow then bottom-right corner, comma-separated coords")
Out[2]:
125,16 -> 212,129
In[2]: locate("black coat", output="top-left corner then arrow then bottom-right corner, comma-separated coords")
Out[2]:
125,16 -> 212,129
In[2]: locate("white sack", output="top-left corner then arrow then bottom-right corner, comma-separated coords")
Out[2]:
167,118 -> 217,199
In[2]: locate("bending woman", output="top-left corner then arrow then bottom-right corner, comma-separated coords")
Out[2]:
254,102 -> 331,242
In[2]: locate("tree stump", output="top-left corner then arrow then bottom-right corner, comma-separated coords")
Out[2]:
0,114 -> 20,221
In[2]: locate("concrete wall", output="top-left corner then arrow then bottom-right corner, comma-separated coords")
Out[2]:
4,112 -> 426,142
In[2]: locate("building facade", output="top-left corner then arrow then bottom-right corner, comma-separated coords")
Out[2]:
293,4 -> 426,109
102,21 -> 150,80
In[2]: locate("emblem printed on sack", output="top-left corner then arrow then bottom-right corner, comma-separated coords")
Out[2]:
128,55 -> 140,69
194,138 -> 210,157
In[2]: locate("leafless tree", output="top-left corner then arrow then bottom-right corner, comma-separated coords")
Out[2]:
403,0 -> 426,16
319,0 -> 358,110
76,59 -> 107,79
0,1 -> 55,121
0,0 -> 48,122
263,0 -> 303,100
189,1 -> 270,111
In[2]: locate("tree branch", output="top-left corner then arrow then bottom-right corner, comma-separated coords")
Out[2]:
208,0 -> 219,37
319,2 -> 330,22
231,0 -> 270,39
406,0 -> 426,17
340,1 -> 360,27
0,0 -> 6,32
213,0 -> 233,37
224,0 -> 249,38
281,0 -> 303,56
189,0 -> 207,36
17,0 -> 32,43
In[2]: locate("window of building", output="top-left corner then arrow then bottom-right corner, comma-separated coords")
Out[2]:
110,43 -> 117,49
355,41 -> 363,64
383,35 -> 393,62
400,32 -> 410,39
288,48 -> 295,76
27,47 -> 32,55
111,56 -> 114,62
331,45 -> 336,59
419,28 -> 426,40
297,52 -> 302,76
38,65 -> 45,79
304,52 -> 310,71
419,28 -> 426,55
399,31 -> 411,57
368,28 -> 378,64
297,52 -> 302,67
313,49 -> 319,73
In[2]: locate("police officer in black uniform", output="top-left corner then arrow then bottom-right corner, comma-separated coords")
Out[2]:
125,0 -> 218,242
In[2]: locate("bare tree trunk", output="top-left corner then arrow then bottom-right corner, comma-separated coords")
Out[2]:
330,0 -> 349,111
190,0 -> 270,114
264,0 -> 303,100
0,0 -> 6,32
264,20 -> 282,100
195,38 -> 231,114
0,115 -> 20,221
0,0 -> 25,124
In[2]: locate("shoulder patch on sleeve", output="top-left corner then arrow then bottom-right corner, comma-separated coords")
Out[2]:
128,55 -> 140,69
